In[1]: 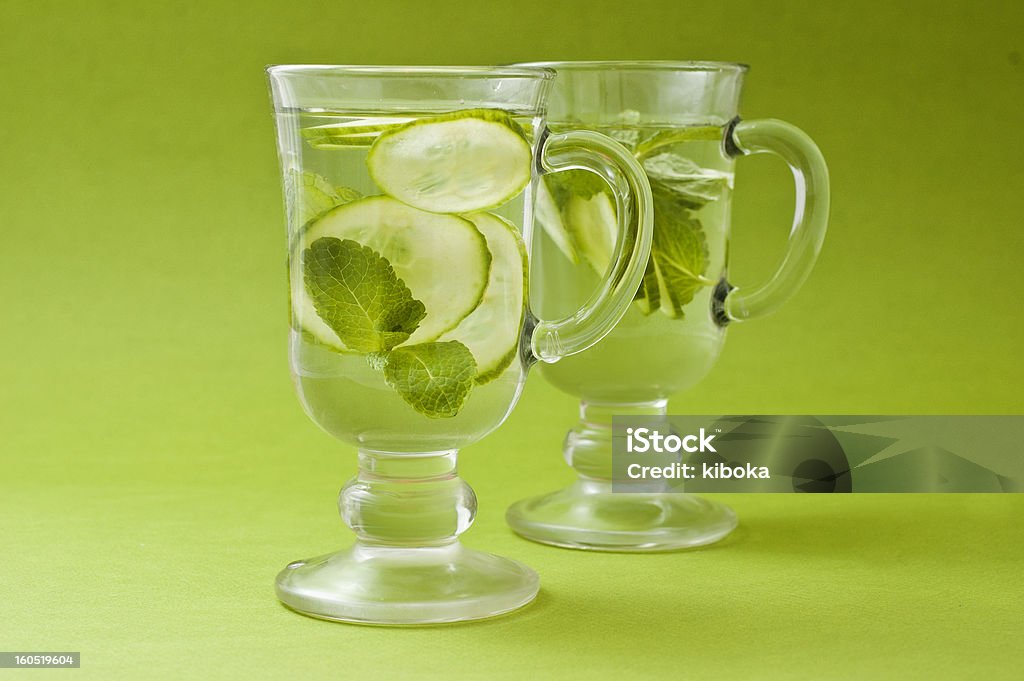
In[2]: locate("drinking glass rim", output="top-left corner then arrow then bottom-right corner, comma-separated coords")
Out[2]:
266,64 -> 555,80
514,60 -> 749,73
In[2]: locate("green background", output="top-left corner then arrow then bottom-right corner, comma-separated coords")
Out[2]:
1,1 -> 1022,679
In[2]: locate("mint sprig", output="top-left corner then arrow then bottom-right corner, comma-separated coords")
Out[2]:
302,237 -> 476,418
546,144 -> 723,320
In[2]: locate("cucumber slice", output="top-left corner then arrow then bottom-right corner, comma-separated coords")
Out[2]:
564,190 -> 618,276
440,212 -> 528,384
367,109 -> 532,214
536,179 -> 579,263
303,117 -> 415,149
292,196 -> 491,350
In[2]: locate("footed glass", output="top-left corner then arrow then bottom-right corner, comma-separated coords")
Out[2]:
508,61 -> 830,551
267,65 -> 653,623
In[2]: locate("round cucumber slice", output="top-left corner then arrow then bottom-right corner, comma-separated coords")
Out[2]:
565,190 -> 617,276
440,212 -> 528,384
292,195 -> 491,350
302,117 -> 415,149
367,109 -> 532,214
536,179 -> 579,264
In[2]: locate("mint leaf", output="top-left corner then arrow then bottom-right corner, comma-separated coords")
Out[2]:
288,170 -> 361,224
648,180 -> 713,318
382,341 -> 477,418
303,237 -> 426,353
642,153 -> 729,209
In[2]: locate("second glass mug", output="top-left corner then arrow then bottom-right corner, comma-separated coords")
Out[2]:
266,65 -> 653,624
507,61 -> 830,551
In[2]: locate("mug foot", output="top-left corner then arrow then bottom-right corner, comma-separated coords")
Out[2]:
506,481 -> 737,552
276,542 -> 539,625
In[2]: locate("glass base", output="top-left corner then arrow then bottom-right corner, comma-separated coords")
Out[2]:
275,542 -> 539,625
506,480 -> 737,552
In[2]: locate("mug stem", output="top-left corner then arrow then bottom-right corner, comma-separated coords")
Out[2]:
275,449 -> 539,624
340,450 -> 474,548
565,400 -> 668,480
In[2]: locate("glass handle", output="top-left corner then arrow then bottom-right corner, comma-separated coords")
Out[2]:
722,118 -> 830,321
531,129 -> 654,362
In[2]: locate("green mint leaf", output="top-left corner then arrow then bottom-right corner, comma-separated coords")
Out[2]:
642,154 -> 729,209
303,237 -> 426,353
287,170 -> 362,224
382,341 -> 477,418
649,180 -> 713,318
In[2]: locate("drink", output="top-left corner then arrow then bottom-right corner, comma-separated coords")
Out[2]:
533,123 -> 734,402
279,111 -> 538,452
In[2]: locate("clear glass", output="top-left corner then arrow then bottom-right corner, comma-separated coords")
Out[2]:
267,65 -> 653,623
507,61 -> 830,551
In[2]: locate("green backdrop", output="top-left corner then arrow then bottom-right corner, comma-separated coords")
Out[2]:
1,1 -> 1021,679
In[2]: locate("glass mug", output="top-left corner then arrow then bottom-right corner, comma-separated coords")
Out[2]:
266,65 -> 653,623
507,61 -> 830,551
